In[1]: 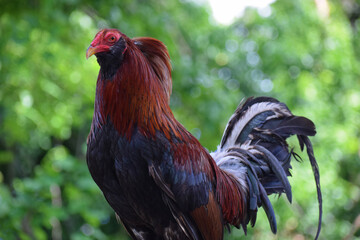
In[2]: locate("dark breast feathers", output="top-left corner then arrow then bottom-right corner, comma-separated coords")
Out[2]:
87,119 -> 221,240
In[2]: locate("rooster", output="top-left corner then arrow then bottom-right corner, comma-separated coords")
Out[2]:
86,29 -> 322,240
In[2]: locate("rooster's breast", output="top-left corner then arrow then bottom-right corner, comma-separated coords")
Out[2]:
86,121 -> 182,236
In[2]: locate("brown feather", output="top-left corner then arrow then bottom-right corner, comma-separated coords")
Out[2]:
216,170 -> 246,226
190,191 -> 224,240
134,37 -> 172,102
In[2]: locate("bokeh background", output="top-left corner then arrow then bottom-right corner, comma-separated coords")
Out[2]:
1,0 -> 359,239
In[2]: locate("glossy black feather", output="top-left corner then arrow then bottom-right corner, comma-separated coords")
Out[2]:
253,145 -> 292,202
300,136 -> 322,240
221,97 -> 280,148
259,184 -> 277,233
264,116 -> 316,138
212,96 -> 322,239
235,110 -> 275,144
87,121 -> 204,239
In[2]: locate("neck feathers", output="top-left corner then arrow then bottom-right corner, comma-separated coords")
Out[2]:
92,36 -> 182,140
134,37 -> 172,102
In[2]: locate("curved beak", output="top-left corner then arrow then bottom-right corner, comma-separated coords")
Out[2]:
86,46 -> 97,59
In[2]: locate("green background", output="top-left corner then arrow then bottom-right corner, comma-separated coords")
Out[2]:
1,0 -> 359,239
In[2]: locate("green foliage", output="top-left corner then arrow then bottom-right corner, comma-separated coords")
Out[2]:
0,0 -> 359,239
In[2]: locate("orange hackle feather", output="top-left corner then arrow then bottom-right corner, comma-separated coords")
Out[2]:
92,34 -> 183,141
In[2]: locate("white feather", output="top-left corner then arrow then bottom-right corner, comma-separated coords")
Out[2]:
211,148 -> 248,192
211,100 -> 291,194
221,102 -> 291,149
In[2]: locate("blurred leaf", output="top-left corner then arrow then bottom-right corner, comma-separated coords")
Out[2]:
0,0 -> 359,239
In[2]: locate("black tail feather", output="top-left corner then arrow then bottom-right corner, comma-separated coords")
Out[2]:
253,145 -> 292,202
269,116 -> 316,137
259,183 -> 277,233
301,136 -> 322,240
211,96 -> 322,239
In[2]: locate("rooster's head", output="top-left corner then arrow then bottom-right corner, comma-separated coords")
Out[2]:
86,29 -> 128,78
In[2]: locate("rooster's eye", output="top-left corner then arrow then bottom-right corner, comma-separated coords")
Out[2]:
108,36 -> 116,42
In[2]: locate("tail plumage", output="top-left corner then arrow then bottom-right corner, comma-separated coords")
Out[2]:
211,97 -> 322,239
